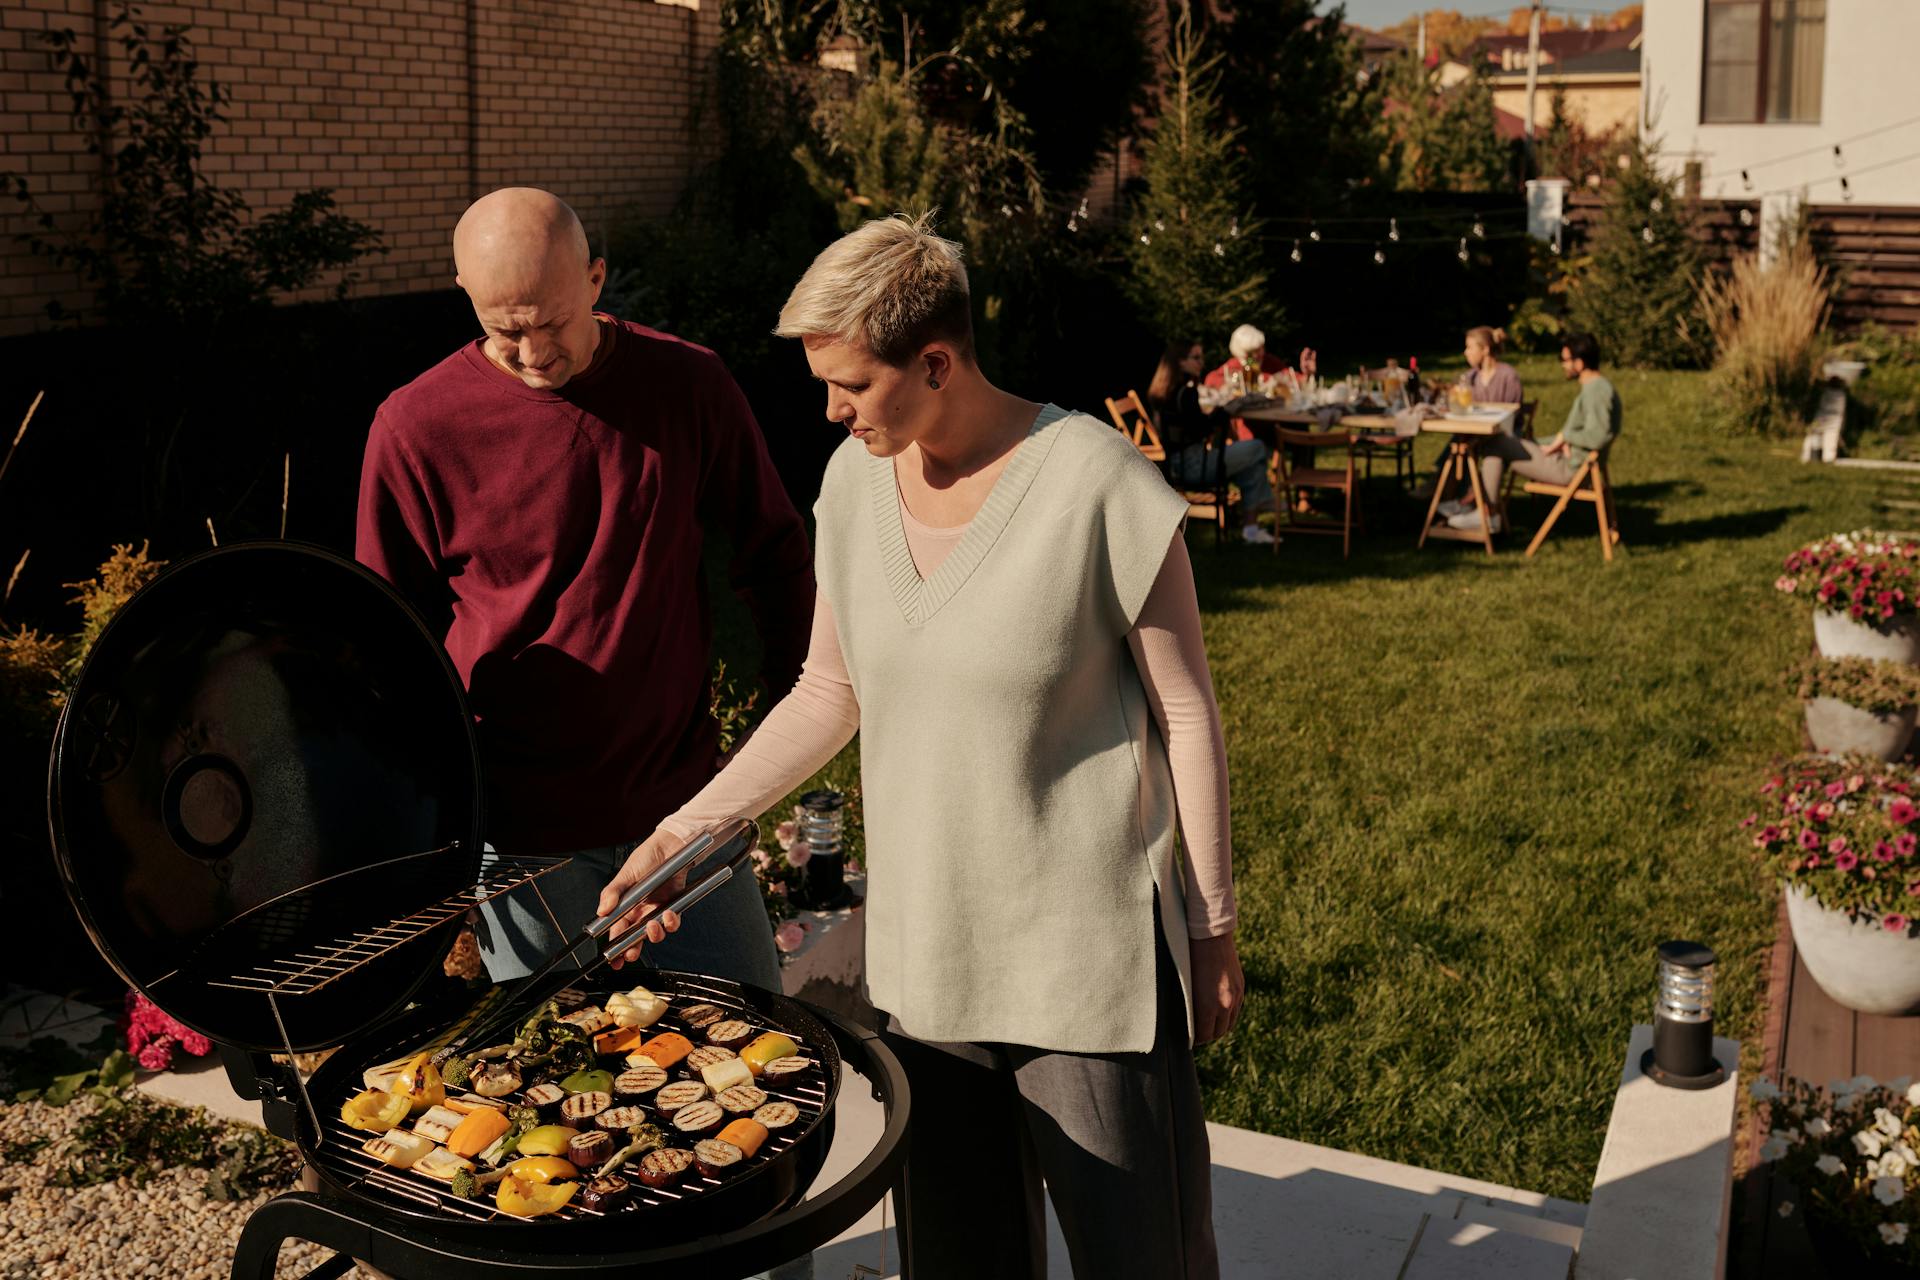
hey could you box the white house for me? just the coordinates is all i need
[1642,1,1920,209]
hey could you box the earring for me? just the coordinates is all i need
[927,378,940,390]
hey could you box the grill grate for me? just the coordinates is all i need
[209,850,568,997]
[313,973,835,1227]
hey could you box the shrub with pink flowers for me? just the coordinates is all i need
[1749,1072,1918,1267]
[1745,755,1920,933]
[123,990,212,1072]
[1776,530,1920,623]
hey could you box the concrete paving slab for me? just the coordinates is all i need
[1451,1200,1585,1251]
[0,986,114,1054]
[1402,1213,1577,1280]
[135,1052,263,1127]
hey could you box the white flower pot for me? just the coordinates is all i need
[1785,885,1920,1016]
[1804,697,1918,761]
[1814,609,1920,663]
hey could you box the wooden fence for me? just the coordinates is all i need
[1562,194,1763,273]
[1807,205,1920,333]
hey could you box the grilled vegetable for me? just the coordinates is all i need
[652,1081,709,1116]
[700,1058,754,1095]
[340,1090,410,1133]
[516,1125,580,1157]
[558,1006,614,1034]
[469,1061,523,1098]
[412,1105,466,1143]
[446,1106,512,1158]
[496,1174,576,1218]
[677,1003,726,1030]
[716,1118,769,1159]
[753,1101,800,1131]
[506,1155,580,1185]
[634,1146,693,1188]
[393,1053,447,1113]
[595,1105,649,1131]
[607,988,668,1029]
[362,1130,435,1168]
[614,1066,668,1096]
[522,1082,566,1108]
[683,1045,737,1074]
[415,1147,476,1182]
[634,1032,693,1069]
[449,1166,510,1200]
[578,1173,632,1211]
[740,1033,799,1077]
[759,1056,812,1089]
[593,1026,641,1056]
[693,1137,745,1178]
[704,1019,754,1050]
[559,1069,614,1095]
[716,1084,768,1115]
[445,1094,508,1114]
[671,1099,724,1137]
[594,1122,671,1178]
[567,1130,613,1169]
[559,1091,611,1124]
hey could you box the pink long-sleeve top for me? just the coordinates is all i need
[660,497,1238,939]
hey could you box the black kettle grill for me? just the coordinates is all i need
[47,543,908,1279]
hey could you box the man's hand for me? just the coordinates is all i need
[1190,932,1245,1045]
[1544,435,1569,456]
[596,828,688,968]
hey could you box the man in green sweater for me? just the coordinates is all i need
[1449,331,1621,533]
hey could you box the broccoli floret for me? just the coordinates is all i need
[441,1056,473,1090]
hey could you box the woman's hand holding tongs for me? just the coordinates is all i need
[597,827,688,967]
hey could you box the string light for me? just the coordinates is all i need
[1650,197,1664,213]
[1738,207,1754,226]
[1066,218,1079,232]
[1076,198,1090,220]
[1550,230,1562,256]
[1740,168,1753,190]
[1471,219,1486,239]
[1289,239,1303,263]
[1456,236,1469,264]
[1834,144,1845,168]
[1372,244,1386,265]
[1212,242,1225,257]
[1139,233,1151,245]
[1154,219,1166,232]
[1388,217,1401,242]
[1641,225,1655,244]
[1842,176,1854,201]
[1229,218,1240,238]
[1000,204,1014,218]
[1308,225,1322,242]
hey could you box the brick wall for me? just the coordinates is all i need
[0,0,719,336]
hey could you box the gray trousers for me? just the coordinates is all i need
[474,840,781,991]
[1479,434,1576,496]
[882,927,1218,1280]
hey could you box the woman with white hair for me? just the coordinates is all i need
[1205,323,1317,431]
[599,214,1242,1278]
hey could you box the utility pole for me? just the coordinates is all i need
[1524,1,1543,167]
[1417,11,1426,65]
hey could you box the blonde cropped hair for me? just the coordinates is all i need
[774,213,974,366]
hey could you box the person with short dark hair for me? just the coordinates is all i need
[1148,339,1276,545]
[1449,332,1620,533]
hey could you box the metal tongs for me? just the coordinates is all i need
[434,816,759,1064]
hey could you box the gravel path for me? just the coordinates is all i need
[0,1097,369,1279]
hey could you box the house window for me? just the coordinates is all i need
[1702,0,1824,124]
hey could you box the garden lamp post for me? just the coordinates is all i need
[794,789,857,911]
[1644,939,1727,1090]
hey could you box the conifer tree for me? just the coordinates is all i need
[794,62,959,234]
[1567,137,1710,368]
[1124,2,1267,344]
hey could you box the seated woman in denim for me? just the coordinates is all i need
[1148,339,1275,546]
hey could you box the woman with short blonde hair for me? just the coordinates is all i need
[601,213,1242,1278]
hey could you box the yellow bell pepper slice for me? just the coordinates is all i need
[506,1155,580,1185]
[496,1173,577,1217]
[340,1089,410,1132]
[516,1125,579,1157]
[393,1052,446,1114]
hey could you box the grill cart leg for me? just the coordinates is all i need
[230,1191,371,1280]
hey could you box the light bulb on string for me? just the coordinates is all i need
[1372,244,1386,266]
[1472,219,1486,239]
[1740,168,1753,191]
[1289,239,1303,264]
[1388,217,1401,243]
[1650,197,1664,214]
[1154,219,1166,232]
[1834,144,1845,168]
[1140,233,1151,245]
[1641,225,1654,244]
[1212,242,1225,258]
[1227,218,1239,238]
[1000,204,1014,218]
[1066,218,1079,233]
[1842,176,1854,202]
[1308,225,1322,242]
[1076,198,1090,220]
[1457,236,1469,264]
[1738,207,1754,227]
[1550,230,1562,256]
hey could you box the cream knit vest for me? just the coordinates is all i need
[814,404,1193,1052]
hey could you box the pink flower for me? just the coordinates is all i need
[1759,825,1783,844]
[1826,781,1848,800]
[1813,802,1837,822]
[1800,829,1823,851]
[1740,813,1758,829]
[784,840,812,868]
[1876,841,1899,863]
[1806,854,1823,869]
[1835,849,1859,872]
[1908,881,1920,897]
[1886,914,1911,934]
[774,921,807,953]
[1899,833,1918,857]
[1892,798,1918,826]
[774,820,797,849]
[751,847,772,870]
[1829,836,1850,855]
[1776,576,1798,593]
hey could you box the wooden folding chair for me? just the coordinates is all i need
[1498,399,1539,514]
[1274,425,1363,558]
[1106,390,1229,544]
[1521,442,1623,561]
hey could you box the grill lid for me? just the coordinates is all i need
[48,543,483,1051]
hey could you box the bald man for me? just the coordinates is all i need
[354,188,811,990]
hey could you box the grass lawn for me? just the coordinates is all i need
[719,352,1901,1203]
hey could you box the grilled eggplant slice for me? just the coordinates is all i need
[614,1066,668,1097]
[683,1045,737,1074]
[671,1099,725,1137]
[677,1002,726,1030]
[558,1006,614,1035]
[716,1084,769,1115]
[759,1056,813,1090]
[594,1105,649,1131]
[652,1081,709,1116]
[753,1100,801,1131]
[704,1019,754,1050]
[469,1061,523,1098]
[362,1129,435,1168]
[693,1137,745,1178]
[579,1172,632,1211]
[559,1091,611,1124]
[567,1130,612,1169]
[522,1082,566,1108]
[635,1147,694,1189]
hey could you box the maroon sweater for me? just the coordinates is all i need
[356,317,814,855]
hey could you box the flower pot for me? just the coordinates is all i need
[1786,885,1920,1016]
[1815,609,1920,663]
[1806,1208,1919,1279]
[1805,697,1919,761]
